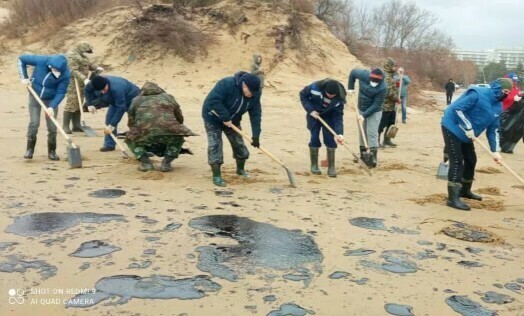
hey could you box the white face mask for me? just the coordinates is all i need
[370,81,379,87]
[51,69,61,78]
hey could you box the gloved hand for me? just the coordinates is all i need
[492,152,502,165]
[346,89,356,95]
[21,78,31,85]
[45,107,55,118]
[398,67,404,75]
[96,67,104,72]
[84,78,90,85]
[251,137,260,148]
[443,153,449,163]
[104,125,115,135]
[223,120,233,128]
[464,129,475,139]
[357,114,365,122]
[88,105,96,114]
[396,98,401,104]
[310,111,319,119]
[335,134,344,145]
[514,95,522,102]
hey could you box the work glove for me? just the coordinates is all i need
[398,67,404,75]
[357,114,365,123]
[223,120,233,128]
[87,105,96,114]
[335,134,344,145]
[309,111,320,119]
[84,78,90,85]
[21,78,31,85]
[492,152,502,165]
[443,152,449,163]
[104,125,115,135]
[45,107,55,118]
[96,67,104,72]
[251,137,260,148]
[346,89,356,95]
[514,95,522,102]
[464,128,475,139]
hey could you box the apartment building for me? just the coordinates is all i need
[453,48,524,69]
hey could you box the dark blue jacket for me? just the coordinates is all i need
[202,72,262,137]
[300,79,346,134]
[441,80,503,152]
[18,54,71,109]
[84,76,140,127]
[348,69,387,118]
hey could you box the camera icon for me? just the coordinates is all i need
[8,289,25,305]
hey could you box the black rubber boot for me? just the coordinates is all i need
[309,147,321,175]
[160,155,175,172]
[370,147,378,168]
[327,147,337,178]
[236,160,250,178]
[100,146,116,152]
[71,111,83,132]
[48,140,60,161]
[447,182,471,211]
[211,164,226,187]
[384,137,397,147]
[24,136,37,159]
[460,179,482,201]
[62,112,72,134]
[353,146,366,163]
[138,155,154,172]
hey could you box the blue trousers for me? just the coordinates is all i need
[401,95,408,122]
[307,115,337,148]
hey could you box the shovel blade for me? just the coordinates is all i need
[436,162,448,180]
[81,125,97,137]
[386,125,399,138]
[283,166,297,188]
[67,145,82,168]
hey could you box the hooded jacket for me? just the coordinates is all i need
[18,54,71,108]
[300,79,346,134]
[202,71,262,138]
[84,76,140,127]
[441,80,504,152]
[348,69,387,118]
[126,82,197,142]
[67,42,98,84]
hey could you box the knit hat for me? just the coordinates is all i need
[325,80,339,95]
[91,76,109,91]
[370,68,384,82]
[496,78,513,91]
[241,73,261,92]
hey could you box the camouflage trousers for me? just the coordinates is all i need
[64,84,85,113]
[126,135,185,159]
[205,121,249,165]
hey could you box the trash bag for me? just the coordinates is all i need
[500,100,524,144]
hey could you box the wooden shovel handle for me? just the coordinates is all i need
[474,137,524,185]
[352,95,370,150]
[27,85,77,149]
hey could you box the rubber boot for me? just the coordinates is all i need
[370,147,378,168]
[71,111,83,132]
[309,147,321,175]
[48,139,60,161]
[447,182,471,211]
[211,164,226,187]
[138,155,154,172]
[460,179,482,201]
[236,160,250,178]
[379,133,385,148]
[354,146,366,163]
[62,112,72,134]
[160,155,175,172]
[327,147,337,178]
[384,137,397,147]
[24,136,37,159]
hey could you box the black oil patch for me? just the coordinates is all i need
[128,260,152,269]
[88,189,126,199]
[504,282,522,294]
[5,212,126,237]
[457,261,484,268]
[344,248,376,256]
[0,242,18,251]
[442,222,499,243]
[189,215,322,283]
[329,271,350,279]
[349,217,386,230]
[481,291,514,304]
[445,295,495,316]
[360,250,417,274]
[70,240,121,258]
[141,223,182,234]
[66,275,221,308]
[384,303,414,316]
[267,303,314,316]
[0,255,57,280]
[263,295,277,302]
[417,240,433,246]
[465,247,484,254]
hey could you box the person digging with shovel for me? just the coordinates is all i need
[441,78,510,211]
[18,53,71,161]
[84,75,140,152]
[125,82,198,172]
[378,57,400,148]
[202,71,262,187]
[300,78,346,177]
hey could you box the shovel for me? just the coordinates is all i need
[211,111,296,187]
[436,161,449,180]
[74,78,97,137]
[353,98,374,165]
[386,73,403,138]
[27,85,82,168]
[107,128,130,159]
[315,115,372,176]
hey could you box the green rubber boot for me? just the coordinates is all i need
[236,160,250,178]
[138,155,154,172]
[327,147,337,178]
[309,147,321,175]
[211,163,226,187]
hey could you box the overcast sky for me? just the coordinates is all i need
[361,0,523,50]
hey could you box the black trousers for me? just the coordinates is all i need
[378,111,396,135]
[446,92,453,105]
[442,126,476,183]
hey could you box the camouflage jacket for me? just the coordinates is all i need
[382,58,399,112]
[250,54,264,88]
[126,82,197,142]
[66,42,98,86]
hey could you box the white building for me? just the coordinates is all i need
[453,48,524,69]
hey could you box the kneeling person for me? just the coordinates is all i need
[125,82,197,172]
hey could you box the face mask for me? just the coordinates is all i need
[498,93,508,101]
[51,69,61,78]
[370,81,379,87]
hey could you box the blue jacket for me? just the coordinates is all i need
[202,72,262,137]
[84,76,140,127]
[441,80,503,152]
[348,69,387,118]
[394,75,411,97]
[18,54,71,109]
[300,79,346,134]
